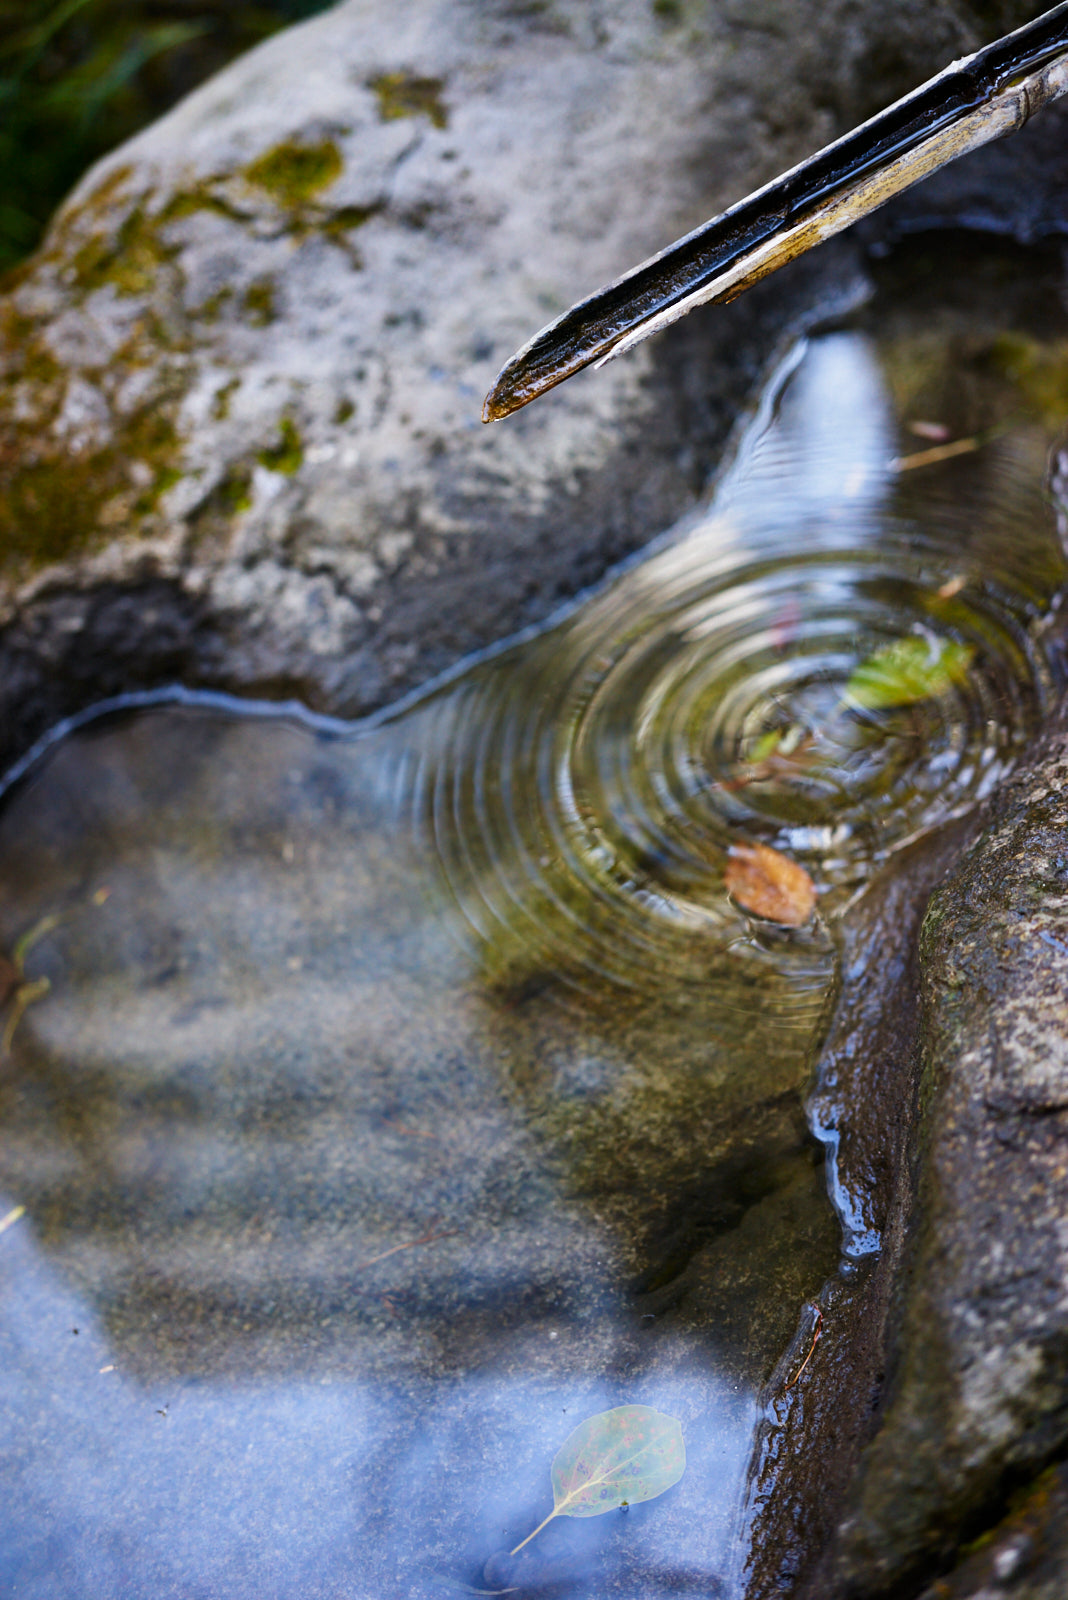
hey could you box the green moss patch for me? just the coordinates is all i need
[212,377,241,420]
[216,465,253,514]
[63,164,137,233]
[257,417,303,475]
[57,171,371,312]
[0,308,62,387]
[197,284,235,323]
[161,187,250,228]
[0,392,181,572]
[370,73,448,129]
[65,182,256,300]
[244,139,343,207]
[322,204,378,238]
[243,278,277,326]
[72,205,175,296]
[0,282,190,574]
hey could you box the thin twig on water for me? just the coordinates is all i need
[784,1305,823,1391]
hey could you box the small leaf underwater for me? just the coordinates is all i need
[510,1405,685,1555]
[725,842,816,927]
[843,635,974,711]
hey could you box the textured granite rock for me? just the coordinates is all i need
[0,0,1053,771]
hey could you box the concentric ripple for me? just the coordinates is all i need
[413,332,1064,1001]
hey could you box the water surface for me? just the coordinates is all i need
[0,236,1065,1599]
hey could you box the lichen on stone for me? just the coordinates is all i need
[207,465,253,517]
[212,376,241,420]
[0,380,181,573]
[71,204,176,297]
[320,203,378,250]
[198,284,235,323]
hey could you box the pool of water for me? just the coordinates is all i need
[0,236,1065,1599]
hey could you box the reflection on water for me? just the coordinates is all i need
[0,239,1065,1598]
[426,322,1058,1001]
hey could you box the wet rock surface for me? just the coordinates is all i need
[742,728,1068,1600]
[0,0,1056,774]
[735,234,1068,1600]
[743,818,984,1600]
[815,701,1068,1598]
[914,1462,1068,1600]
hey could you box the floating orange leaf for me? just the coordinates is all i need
[725,842,816,926]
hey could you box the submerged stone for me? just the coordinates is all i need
[0,701,839,1597]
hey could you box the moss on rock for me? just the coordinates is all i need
[244,139,343,207]
[243,279,277,327]
[0,390,181,572]
[369,72,448,128]
[216,465,253,514]
[257,418,303,475]
[72,204,176,296]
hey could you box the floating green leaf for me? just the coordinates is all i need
[843,635,974,712]
[510,1405,685,1555]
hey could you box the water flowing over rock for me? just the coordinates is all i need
[0,0,1057,773]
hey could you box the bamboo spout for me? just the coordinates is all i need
[483,3,1068,422]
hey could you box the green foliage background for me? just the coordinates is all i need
[0,0,337,272]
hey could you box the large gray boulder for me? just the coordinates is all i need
[0,0,1046,770]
